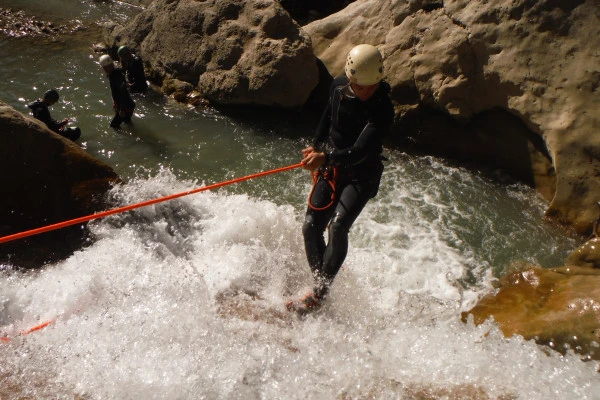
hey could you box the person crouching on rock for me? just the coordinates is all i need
[117,45,148,93]
[27,89,81,141]
[99,54,135,129]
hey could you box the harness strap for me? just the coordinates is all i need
[308,167,338,211]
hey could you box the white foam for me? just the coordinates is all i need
[1,168,596,399]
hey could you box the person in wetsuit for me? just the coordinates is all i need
[27,89,81,141]
[287,44,394,314]
[117,46,148,93]
[99,54,135,129]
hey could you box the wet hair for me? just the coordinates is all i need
[43,89,59,102]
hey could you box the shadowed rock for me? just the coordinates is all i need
[0,101,120,268]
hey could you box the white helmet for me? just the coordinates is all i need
[344,44,383,86]
[99,54,113,67]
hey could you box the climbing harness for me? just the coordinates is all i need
[308,166,338,211]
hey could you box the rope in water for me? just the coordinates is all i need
[1,320,55,342]
[0,162,304,341]
[0,162,304,245]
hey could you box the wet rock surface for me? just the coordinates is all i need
[103,0,319,108]
[464,237,600,361]
[0,8,83,38]
[305,0,600,234]
[0,101,120,268]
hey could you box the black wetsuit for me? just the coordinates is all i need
[108,67,136,128]
[303,75,394,297]
[124,55,148,93]
[27,100,81,141]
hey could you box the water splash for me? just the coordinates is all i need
[1,170,596,399]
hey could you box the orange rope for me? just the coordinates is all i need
[1,319,55,342]
[0,163,305,342]
[21,319,55,334]
[0,162,304,244]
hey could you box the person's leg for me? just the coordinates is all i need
[110,112,122,128]
[303,178,336,278]
[122,111,133,125]
[317,181,372,296]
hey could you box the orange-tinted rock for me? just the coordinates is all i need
[462,265,600,360]
[566,237,600,269]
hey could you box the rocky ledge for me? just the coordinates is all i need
[0,8,84,38]
[464,241,600,361]
[0,101,120,268]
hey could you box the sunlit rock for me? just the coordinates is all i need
[304,0,600,234]
[462,264,600,360]
[103,0,319,108]
[566,237,600,269]
[0,101,120,267]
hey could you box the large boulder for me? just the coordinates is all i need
[104,0,319,108]
[463,235,600,360]
[462,261,600,361]
[0,101,120,268]
[304,0,600,234]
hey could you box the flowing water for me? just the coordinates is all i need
[1,1,598,399]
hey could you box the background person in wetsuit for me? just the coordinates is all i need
[287,44,395,314]
[27,89,81,141]
[99,54,135,129]
[117,46,148,93]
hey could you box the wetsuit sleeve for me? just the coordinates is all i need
[328,123,383,166]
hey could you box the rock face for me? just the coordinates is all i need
[463,263,600,361]
[0,101,120,267]
[566,236,600,269]
[463,235,600,360]
[104,0,319,108]
[304,0,600,234]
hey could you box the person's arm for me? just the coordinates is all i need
[302,87,333,170]
[40,107,64,132]
[326,121,386,166]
